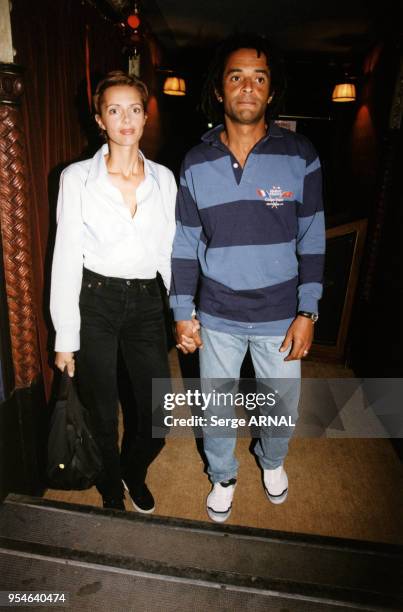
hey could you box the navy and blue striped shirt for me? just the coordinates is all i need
[170,122,325,336]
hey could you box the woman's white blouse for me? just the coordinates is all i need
[50,144,177,352]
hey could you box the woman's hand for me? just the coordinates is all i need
[55,351,75,377]
[175,319,203,354]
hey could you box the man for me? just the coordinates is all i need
[170,34,325,522]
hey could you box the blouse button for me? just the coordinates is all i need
[233,162,239,168]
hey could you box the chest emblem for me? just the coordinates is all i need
[257,186,294,208]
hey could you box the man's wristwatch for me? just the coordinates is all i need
[297,311,319,323]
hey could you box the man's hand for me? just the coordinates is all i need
[175,318,203,354]
[280,316,314,361]
[55,351,75,377]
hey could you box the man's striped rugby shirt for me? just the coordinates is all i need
[170,122,325,336]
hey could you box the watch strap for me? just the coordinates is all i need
[297,310,319,322]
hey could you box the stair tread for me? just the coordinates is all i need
[0,550,348,612]
[1,495,401,607]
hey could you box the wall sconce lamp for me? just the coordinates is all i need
[163,76,186,96]
[332,82,356,103]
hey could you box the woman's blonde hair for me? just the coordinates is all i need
[93,70,148,114]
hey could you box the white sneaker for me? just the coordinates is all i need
[263,465,288,504]
[206,478,237,522]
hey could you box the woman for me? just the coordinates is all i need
[50,71,177,512]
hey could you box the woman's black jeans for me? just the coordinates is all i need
[76,268,170,500]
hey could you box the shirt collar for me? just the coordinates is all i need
[201,120,284,147]
[267,121,284,138]
[139,150,160,187]
[86,143,159,185]
[201,124,226,145]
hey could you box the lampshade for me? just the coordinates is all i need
[163,76,186,96]
[332,83,356,103]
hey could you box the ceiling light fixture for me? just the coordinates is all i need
[127,2,140,29]
[126,1,141,77]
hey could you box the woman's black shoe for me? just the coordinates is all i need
[122,480,155,513]
[102,496,125,511]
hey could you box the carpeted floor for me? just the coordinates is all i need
[45,350,403,545]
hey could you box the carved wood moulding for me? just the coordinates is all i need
[0,64,40,388]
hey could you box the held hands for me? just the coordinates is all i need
[55,351,75,377]
[175,318,203,354]
[280,315,314,361]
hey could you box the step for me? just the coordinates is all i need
[0,494,402,611]
[0,550,351,612]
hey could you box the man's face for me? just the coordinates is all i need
[219,48,272,125]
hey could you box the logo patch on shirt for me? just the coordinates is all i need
[257,186,294,208]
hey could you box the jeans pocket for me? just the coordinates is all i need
[80,278,105,303]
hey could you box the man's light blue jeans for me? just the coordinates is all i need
[199,326,301,483]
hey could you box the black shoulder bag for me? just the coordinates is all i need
[47,368,103,490]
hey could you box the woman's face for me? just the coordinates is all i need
[96,84,147,147]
